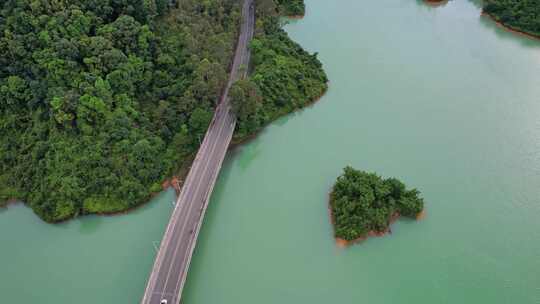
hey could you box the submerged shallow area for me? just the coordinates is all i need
[1,0,540,303]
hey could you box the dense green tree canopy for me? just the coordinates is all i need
[275,0,305,16]
[330,167,424,241]
[483,0,540,37]
[0,0,240,221]
[232,0,327,138]
[230,79,263,135]
[0,0,327,221]
[1,0,328,222]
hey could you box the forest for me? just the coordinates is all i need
[231,0,327,138]
[0,0,241,221]
[0,0,326,222]
[483,0,540,37]
[330,167,424,242]
[275,0,305,16]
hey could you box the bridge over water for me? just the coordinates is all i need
[141,1,255,303]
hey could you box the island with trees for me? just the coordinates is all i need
[329,167,425,245]
[483,0,540,38]
[0,0,327,222]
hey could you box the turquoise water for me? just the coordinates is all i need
[182,0,540,303]
[0,190,175,303]
[1,0,540,303]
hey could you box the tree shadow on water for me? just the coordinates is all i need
[77,215,104,235]
[229,137,263,172]
[0,205,9,215]
[467,0,483,10]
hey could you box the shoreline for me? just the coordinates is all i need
[161,176,182,195]
[1,6,328,224]
[421,0,540,41]
[0,158,192,223]
[116,7,327,220]
[2,75,328,224]
[86,82,328,220]
[86,155,195,219]
[230,86,329,148]
[482,12,540,41]
[328,195,426,247]
[229,10,328,149]
[0,198,20,209]
[88,175,185,218]
[423,0,449,7]
[285,14,305,20]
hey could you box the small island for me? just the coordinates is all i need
[329,167,425,246]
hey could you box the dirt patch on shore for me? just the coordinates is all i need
[286,15,305,20]
[329,195,426,247]
[424,0,449,7]
[162,176,182,195]
[333,212,402,247]
[0,198,20,209]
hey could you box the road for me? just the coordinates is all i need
[141,0,254,303]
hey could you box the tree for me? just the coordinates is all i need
[0,0,328,223]
[0,0,244,222]
[230,79,262,135]
[189,107,212,145]
[483,0,540,37]
[274,0,305,16]
[330,167,425,241]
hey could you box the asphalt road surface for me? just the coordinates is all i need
[141,0,255,303]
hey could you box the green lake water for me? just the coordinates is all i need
[0,190,175,303]
[2,0,540,303]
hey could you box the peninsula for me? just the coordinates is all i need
[483,0,540,39]
[0,0,327,222]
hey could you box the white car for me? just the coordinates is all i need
[160,300,167,304]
